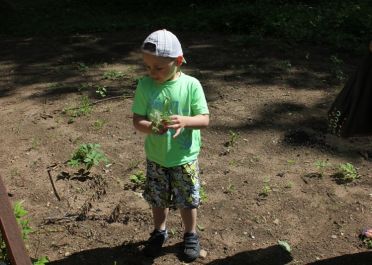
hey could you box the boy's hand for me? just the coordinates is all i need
[166,115,187,138]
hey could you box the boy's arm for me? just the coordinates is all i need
[133,113,153,134]
[133,113,168,135]
[166,114,209,138]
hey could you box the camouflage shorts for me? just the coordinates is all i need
[143,159,201,208]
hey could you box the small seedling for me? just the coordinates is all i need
[315,160,330,176]
[68,143,109,170]
[129,171,146,186]
[103,70,125,80]
[95,85,107,97]
[259,178,271,197]
[225,130,239,148]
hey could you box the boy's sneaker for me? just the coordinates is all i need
[143,229,168,257]
[183,232,200,261]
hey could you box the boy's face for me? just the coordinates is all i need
[142,53,178,84]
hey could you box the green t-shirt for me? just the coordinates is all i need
[131,72,209,167]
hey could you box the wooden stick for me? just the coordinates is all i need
[0,175,33,265]
[47,169,61,201]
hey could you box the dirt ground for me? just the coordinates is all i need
[0,31,371,265]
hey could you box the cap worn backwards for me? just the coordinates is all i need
[142,29,186,62]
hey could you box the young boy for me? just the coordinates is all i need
[131,29,209,261]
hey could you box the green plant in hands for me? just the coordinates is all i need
[149,96,172,133]
[68,143,108,170]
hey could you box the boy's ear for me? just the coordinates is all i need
[176,56,183,66]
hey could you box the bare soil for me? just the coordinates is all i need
[0,31,371,265]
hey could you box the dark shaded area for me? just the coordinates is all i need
[0,1,371,53]
[47,241,194,265]
[307,251,372,265]
[207,245,293,265]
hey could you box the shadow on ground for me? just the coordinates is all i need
[307,251,372,265]
[207,245,293,265]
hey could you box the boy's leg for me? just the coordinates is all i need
[153,207,169,230]
[170,160,201,261]
[180,208,197,234]
[142,160,170,257]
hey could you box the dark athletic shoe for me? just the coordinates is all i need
[143,229,168,257]
[183,232,200,261]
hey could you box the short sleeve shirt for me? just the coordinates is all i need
[132,72,209,167]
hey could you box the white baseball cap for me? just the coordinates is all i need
[142,29,186,63]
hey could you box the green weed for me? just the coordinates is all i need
[337,162,359,182]
[68,143,109,170]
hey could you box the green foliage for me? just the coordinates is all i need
[3,1,370,52]
[68,143,108,170]
[129,171,146,186]
[338,162,359,182]
[13,201,32,240]
[1,202,48,265]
